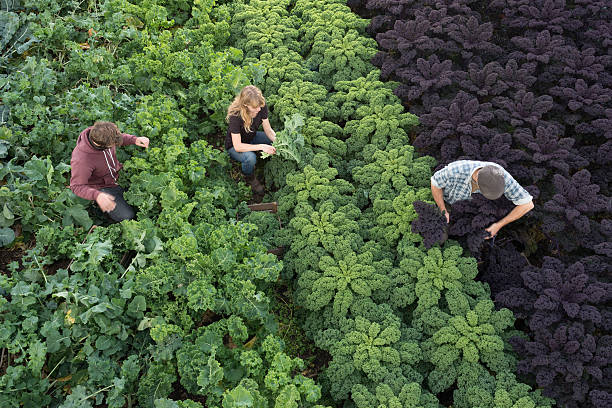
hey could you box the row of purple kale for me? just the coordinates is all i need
[348,0,611,406]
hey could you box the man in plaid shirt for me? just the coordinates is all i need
[431,160,534,239]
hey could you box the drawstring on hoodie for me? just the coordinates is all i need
[103,149,118,181]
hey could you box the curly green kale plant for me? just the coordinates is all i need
[352,383,441,408]
[297,249,390,316]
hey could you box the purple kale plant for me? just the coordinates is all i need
[550,79,612,118]
[394,55,454,101]
[509,324,611,408]
[541,170,610,250]
[491,90,553,127]
[417,91,494,155]
[496,257,610,332]
[480,243,529,295]
[456,61,508,97]
[509,30,565,65]
[410,200,448,249]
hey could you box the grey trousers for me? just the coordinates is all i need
[100,186,135,222]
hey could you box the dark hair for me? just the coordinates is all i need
[90,121,122,147]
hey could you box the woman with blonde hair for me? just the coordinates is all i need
[225,85,276,193]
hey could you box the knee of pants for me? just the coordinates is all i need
[243,152,257,166]
[109,204,135,223]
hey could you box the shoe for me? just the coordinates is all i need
[244,173,265,194]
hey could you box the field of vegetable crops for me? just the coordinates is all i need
[0,0,610,407]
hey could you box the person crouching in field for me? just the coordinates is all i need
[70,121,149,222]
[225,85,277,194]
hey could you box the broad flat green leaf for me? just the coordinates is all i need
[0,139,9,158]
[153,399,179,408]
[222,385,253,408]
[0,227,14,246]
[95,335,114,351]
[128,295,146,314]
[2,203,13,220]
[22,157,49,182]
[58,385,93,408]
[63,206,93,230]
[45,328,65,353]
[28,340,46,374]
[106,378,127,408]
[138,317,153,331]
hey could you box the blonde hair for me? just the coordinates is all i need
[226,85,266,133]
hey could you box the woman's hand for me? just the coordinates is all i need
[261,145,276,155]
[135,137,150,148]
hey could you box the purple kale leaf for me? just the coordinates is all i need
[411,200,448,249]
[481,243,529,295]
[377,17,435,55]
[413,6,454,35]
[459,132,526,170]
[506,0,580,34]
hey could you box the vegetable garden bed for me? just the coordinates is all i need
[0,0,609,407]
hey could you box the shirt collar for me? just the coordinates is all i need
[467,166,482,194]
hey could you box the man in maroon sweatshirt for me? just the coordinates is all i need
[70,121,149,222]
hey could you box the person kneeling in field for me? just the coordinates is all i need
[225,85,277,194]
[70,121,149,222]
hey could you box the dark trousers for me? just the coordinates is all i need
[100,186,135,223]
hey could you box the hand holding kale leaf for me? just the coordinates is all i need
[261,113,305,163]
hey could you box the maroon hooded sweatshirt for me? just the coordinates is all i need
[70,127,138,201]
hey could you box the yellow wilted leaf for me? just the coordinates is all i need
[79,43,90,50]
[243,336,257,349]
[65,309,75,325]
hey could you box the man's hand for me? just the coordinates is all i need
[96,192,116,212]
[485,222,501,239]
[443,209,450,223]
[261,145,276,155]
[135,137,149,148]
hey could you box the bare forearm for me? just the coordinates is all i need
[262,123,276,142]
[496,201,534,228]
[431,182,447,213]
[234,143,267,153]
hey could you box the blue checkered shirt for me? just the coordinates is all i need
[431,160,533,205]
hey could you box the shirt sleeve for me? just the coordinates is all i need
[431,166,450,189]
[229,115,242,135]
[70,160,100,201]
[503,171,533,205]
[121,133,138,146]
[260,104,268,119]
